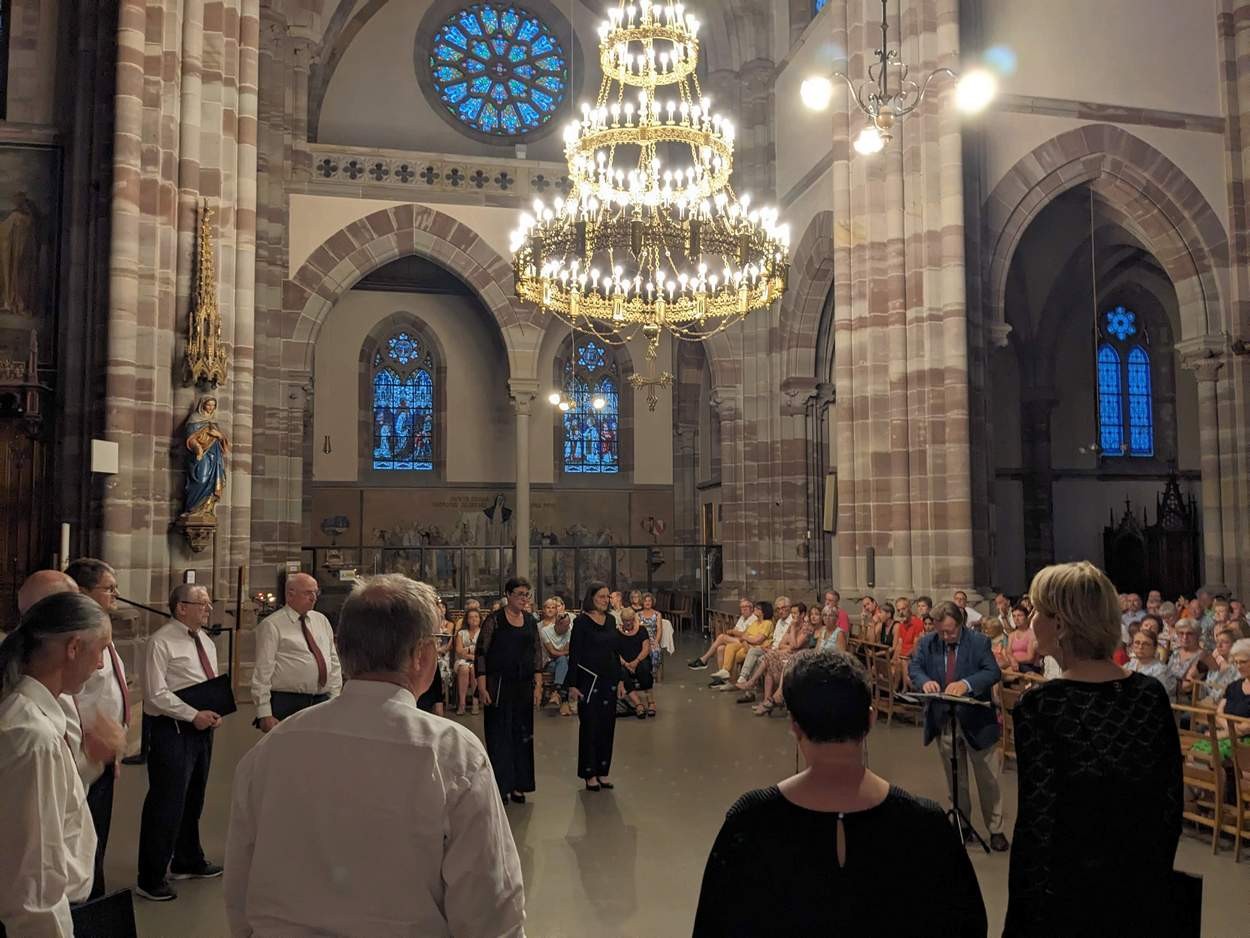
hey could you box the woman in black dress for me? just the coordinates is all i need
[475,576,543,804]
[617,609,653,719]
[694,650,985,936]
[563,582,625,790]
[1005,561,1182,937]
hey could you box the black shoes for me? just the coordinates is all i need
[990,833,1010,852]
[510,792,526,804]
[585,780,601,791]
[169,862,223,880]
[136,882,177,902]
[687,658,708,670]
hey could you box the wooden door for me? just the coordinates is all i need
[0,418,51,627]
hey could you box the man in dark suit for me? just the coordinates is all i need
[909,600,1008,851]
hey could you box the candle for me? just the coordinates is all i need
[59,523,70,570]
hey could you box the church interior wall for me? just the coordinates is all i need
[978,0,1221,118]
[311,288,515,482]
[317,0,598,161]
[5,0,60,125]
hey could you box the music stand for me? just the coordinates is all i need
[901,691,992,854]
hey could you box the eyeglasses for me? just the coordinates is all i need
[510,591,531,599]
[181,600,213,608]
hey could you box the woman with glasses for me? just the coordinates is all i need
[1124,628,1175,698]
[1164,619,1206,701]
[475,577,543,805]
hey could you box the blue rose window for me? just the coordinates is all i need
[430,4,568,136]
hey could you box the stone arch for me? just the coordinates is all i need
[284,204,542,373]
[778,210,835,381]
[983,124,1229,344]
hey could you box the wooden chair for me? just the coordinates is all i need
[1172,703,1224,853]
[668,593,694,633]
[1219,716,1250,862]
[1000,683,1023,766]
[869,652,898,725]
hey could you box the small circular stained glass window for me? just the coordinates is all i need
[429,3,569,137]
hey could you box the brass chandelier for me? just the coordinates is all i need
[511,0,791,376]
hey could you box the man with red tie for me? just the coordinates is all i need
[65,558,131,899]
[136,584,224,901]
[251,572,342,732]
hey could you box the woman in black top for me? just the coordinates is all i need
[617,610,653,719]
[694,650,985,937]
[563,581,625,790]
[1005,562,1182,937]
[475,577,543,804]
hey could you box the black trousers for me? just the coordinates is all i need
[137,717,213,889]
[86,768,115,899]
[621,659,654,693]
[577,685,618,779]
[270,691,329,721]
[482,676,535,794]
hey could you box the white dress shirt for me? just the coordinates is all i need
[72,643,128,785]
[250,606,343,719]
[143,621,220,722]
[225,680,525,938]
[0,677,97,937]
[733,613,757,633]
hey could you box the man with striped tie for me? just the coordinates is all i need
[251,572,342,732]
[136,583,224,902]
[66,558,131,900]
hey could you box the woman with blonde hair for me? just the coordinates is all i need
[1004,562,1182,937]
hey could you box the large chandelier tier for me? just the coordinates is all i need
[511,0,790,359]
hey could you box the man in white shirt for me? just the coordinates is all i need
[953,590,983,626]
[540,608,573,715]
[0,590,110,937]
[136,584,224,902]
[722,596,790,693]
[64,558,131,900]
[251,572,342,732]
[688,597,756,670]
[225,573,525,938]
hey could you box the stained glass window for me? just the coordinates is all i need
[1127,346,1154,457]
[813,0,828,11]
[429,3,568,137]
[1096,305,1154,459]
[561,340,619,474]
[372,330,435,471]
[1097,343,1123,456]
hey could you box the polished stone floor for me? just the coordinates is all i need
[105,637,1246,937]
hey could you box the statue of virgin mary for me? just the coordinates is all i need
[181,396,229,518]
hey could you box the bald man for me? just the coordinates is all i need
[250,573,342,732]
[16,569,79,614]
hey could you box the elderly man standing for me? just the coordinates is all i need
[251,573,342,731]
[136,584,224,902]
[64,558,131,900]
[225,574,524,938]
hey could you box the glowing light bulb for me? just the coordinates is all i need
[592,396,606,410]
[955,68,997,114]
[548,392,562,406]
[800,75,834,111]
[853,125,885,155]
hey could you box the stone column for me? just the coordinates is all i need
[510,380,538,580]
[1180,348,1228,592]
[1020,389,1058,576]
[709,385,743,593]
[831,0,973,599]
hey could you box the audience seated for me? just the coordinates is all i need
[1166,618,1207,701]
[750,613,816,716]
[454,609,483,715]
[721,599,794,696]
[688,598,755,671]
[1124,628,1175,697]
[539,603,573,716]
[1004,606,1041,675]
[617,609,654,719]
[1196,628,1240,705]
[709,601,773,687]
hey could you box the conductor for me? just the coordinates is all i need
[908,601,1008,852]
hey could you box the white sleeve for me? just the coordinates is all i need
[144,635,199,722]
[250,619,280,719]
[325,619,343,699]
[442,753,526,938]
[224,748,259,938]
[0,745,75,938]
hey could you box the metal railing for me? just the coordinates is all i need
[300,542,721,614]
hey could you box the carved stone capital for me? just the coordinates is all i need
[779,376,820,416]
[988,321,1013,349]
[509,379,540,416]
[1176,336,1227,382]
[709,385,739,420]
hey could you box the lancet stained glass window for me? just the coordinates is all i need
[373,330,435,471]
[1127,346,1154,457]
[562,340,619,473]
[430,3,568,137]
[1096,344,1123,456]
[1096,306,1154,458]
